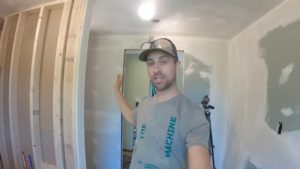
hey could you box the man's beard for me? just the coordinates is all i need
[151,74,175,91]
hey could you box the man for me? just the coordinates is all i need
[114,38,211,169]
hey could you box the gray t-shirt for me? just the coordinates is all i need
[130,93,209,169]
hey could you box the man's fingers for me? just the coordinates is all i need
[117,74,123,83]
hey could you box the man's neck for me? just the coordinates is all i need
[154,85,180,102]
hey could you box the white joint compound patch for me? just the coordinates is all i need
[199,71,210,78]
[279,63,294,85]
[281,107,294,116]
[184,63,195,76]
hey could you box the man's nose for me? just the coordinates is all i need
[153,63,161,72]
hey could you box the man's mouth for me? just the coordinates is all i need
[152,75,164,84]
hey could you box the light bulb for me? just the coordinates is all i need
[138,1,155,20]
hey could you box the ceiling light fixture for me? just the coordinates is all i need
[138,1,155,20]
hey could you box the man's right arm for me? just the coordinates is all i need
[113,74,134,124]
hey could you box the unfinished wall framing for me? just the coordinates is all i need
[0,14,19,169]
[0,0,91,169]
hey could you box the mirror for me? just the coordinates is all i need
[121,49,185,169]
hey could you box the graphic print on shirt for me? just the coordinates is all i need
[135,114,178,168]
[144,162,159,169]
[140,123,146,139]
[165,116,177,158]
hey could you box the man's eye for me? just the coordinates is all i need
[160,60,168,64]
[147,62,154,66]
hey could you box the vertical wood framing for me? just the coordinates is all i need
[0,15,19,169]
[53,1,74,169]
[0,16,12,169]
[39,3,64,167]
[1,0,92,168]
[17,9,40,168]
[9,13,26,169]
[63,0,92,168]
[30,7,49,169]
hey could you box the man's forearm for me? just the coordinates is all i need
[188,146,211,169]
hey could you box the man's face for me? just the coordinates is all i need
[146,51,178,91]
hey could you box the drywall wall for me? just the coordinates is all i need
[85,33,228,169]
[226,0,300,168]
[260,20,300,133]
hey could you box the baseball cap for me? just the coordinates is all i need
[139,38,178,61]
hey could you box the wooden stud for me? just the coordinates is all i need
[53,0,74,169]
[63,0,92,168]
[1,15,20,169]
[1,0,92,168]
[5,0,65,18]
[0,16,12,169]
[30,6,49,169]
[8,9,40,169]
[39,3,64,167]
[17,10,40,168]
[9,12,26,169]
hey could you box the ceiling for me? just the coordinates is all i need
[1,0,284,39]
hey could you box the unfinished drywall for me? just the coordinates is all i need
[225,0,300,168]
[2,15,19,169]
[17,11,39,161]
[39,6,63,165]
[260,20,300,132]
[184,54,211,105]
[85,34,228,169]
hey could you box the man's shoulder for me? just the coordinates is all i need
[178,94,197,107]
[177,94,202,113]
[138,96,153,105]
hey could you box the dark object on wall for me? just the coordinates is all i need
[277,122,283,135]
[201,95,216,169]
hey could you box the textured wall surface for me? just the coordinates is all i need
[226,0,300,169]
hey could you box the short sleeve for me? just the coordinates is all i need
[185,108,210,148]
